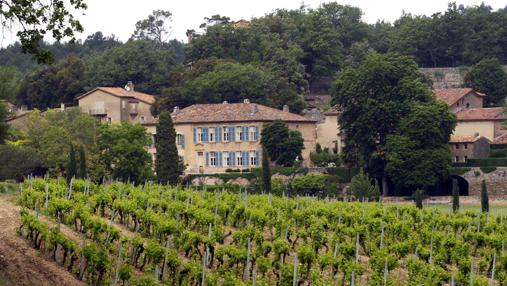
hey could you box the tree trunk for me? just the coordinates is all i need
[382,175,389,196]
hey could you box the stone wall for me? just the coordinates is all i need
[462,167,507,197]
[420,66,507,89]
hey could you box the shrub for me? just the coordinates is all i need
[271,178,287,196]
[414,189,423,209]
[348,169,380,200]
[0,145,46,181]
[479,166,496,173]
[291,174,326,196]
[310,151,340,167]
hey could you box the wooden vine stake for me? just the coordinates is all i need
[78,233,87,280]
[113,244,123,285]
[383,258,388,285]
[44,183,49,212]
[161,236,171,281]
[355,233,360,262]
[490,252,496,286]
[380,222,385,249]
[292,254,298,286]
[470,260,474,286]
[351,270,355,286]
[244,237,251,280]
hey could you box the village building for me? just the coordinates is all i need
[144,100,318,174]
[433,88,485,112]
[304,107,343,155]
[449,135,490,162]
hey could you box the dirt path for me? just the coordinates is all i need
[0,195,85,286]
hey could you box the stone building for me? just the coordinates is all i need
[144,100,318,174]
[449,135,490,162]
[433,88,485,112]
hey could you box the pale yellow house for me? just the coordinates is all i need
[453,107,506,141]
[146,100,318,174]
[77,81,156,125]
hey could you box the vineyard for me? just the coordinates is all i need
[16,178,507,285]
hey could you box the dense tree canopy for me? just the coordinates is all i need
[131,10,173,47]
[332,52,455,193]
[464,58,507,106]
[261,120,304,167]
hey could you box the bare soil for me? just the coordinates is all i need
[0,194,85,286]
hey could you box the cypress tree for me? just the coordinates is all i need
[262,147,271,193]
[67,144,77,184]
[414,189,423,209]
[481,180,489,213]
[78,145,87,179]
[155,111,180,185]
[452,179,460,212]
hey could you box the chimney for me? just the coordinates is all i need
[173,106,180,114]
[283,104,290,113]
[125,81,134,92]
[60,103,65,111]
[243,99,250,104]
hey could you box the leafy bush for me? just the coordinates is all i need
[291,174,326,196]
[271,178,287,196]
[326,167,359,183]
[453,158,507,167]
[489,149,507,158]
[310,148,340,167]
[348,169,380,200]
[0,145,46,181]
[479,166,496,173]
[450,167,471,175]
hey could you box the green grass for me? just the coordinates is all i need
[426,203,507,215]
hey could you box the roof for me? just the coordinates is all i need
[77,87,156,105]
[455,107,506,121]
[493,133,507,145]
[449,135,489,143]
[433,88,485,106]
[172,102,317,124]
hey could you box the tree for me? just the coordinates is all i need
[464,58,507,106]
[262,147,272,193]
[385,102,456,191]
[0,145,46,181]
[414,189,423,209]
[0,0,87,63]
[452,179,460,212]
[67,144,77,184]
[17,56,86,109]
[85,40,178,95]
[155,111,180,185]
[132,10,173,46]
[0,66,22,102]
[348,169,380,200]
[292,174,326,196]
[331,52,440,195]
[78,145,87,179]
[261,120,304,167]
[481,180,489,213]
[0,102,8,144]
[97,123,153,184]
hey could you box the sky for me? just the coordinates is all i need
[1,0,506,45]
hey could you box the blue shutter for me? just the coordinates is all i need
[243,152,248,166]
[244,126,249,141]
[181,135,185,149]
[216,127,221,142]
[230,127,235,141]
[255,127,259,141]
[230,152,235,166]
[193,128,196,143]
[217,152,222,167]
[203,128,208,142]
[205,152,209,166]
[255,151,260,166]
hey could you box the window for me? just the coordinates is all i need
[249,151,257,166]
[107,117,112,124]
[198,152,204,167]
[466,103,470,108]
[210,152,217,166]
[455,156,460,162]
[464,156,468,161]
[140,116,145,123]
[176,134,184,148]
[236,151,243,166]
[464,143,468,149]
[455,144,459,149]
[223,152,230,166]
[197,128,203,143]
[249,127,257,141]
[150,134,156,148]
[236,127,242,142]
[209,127,215,142]
[223,127,230,142]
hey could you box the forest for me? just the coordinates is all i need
[1,2,507,112]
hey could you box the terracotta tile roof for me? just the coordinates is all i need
[455,107,506,121]
[77,87,156,105]
[493,133,507,145]
[449,135,488,143]
[172,103,317,124]
[433,88,485,106]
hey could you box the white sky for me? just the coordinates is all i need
[1,0,506,45]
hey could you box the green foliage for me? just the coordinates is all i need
[348,169,380,200]
[67,144,77,184]
[452,179,460,212]
[155,111,180,185]
[97,123,154,184]
[261,120,304,167]
[310,147,340,167]
[17,56,86,109]
[0,101,8,144]
[453,158,507,167]
[131,10,173,46]
[0,66,22,101]
[291,173,326,196]
[261,147,271,193]
[0,0,87,63]
[271,178,287,196]
[0,145,45,181]
[78,145,87,179]
[464,58,507,106]
[481,180,489,213]
[449,167,471,175]
[414,189,423,209]
[479,166,496,174]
